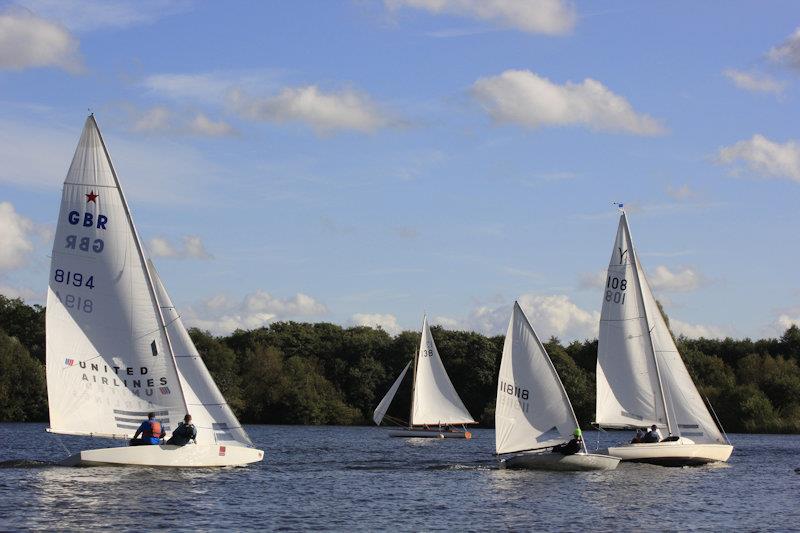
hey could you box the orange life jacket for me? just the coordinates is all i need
[143,420,162,438]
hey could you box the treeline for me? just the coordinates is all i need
[1,294,800,433]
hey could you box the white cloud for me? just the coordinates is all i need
[131,106,235,137]
[723,69,785,94]
[666,184,695,200]
[0,202,35,270]
[229,86,393,134]
[142,70,283,104]
[352,313,403,335]
[184,290,328,334]
[147,235,213,259]
[777,314,800,331]
[768,26,800,70]
[717,134,800,182]
[16,0,191,31]
[0,284,39,300]
[670,318,727,339]
[385,0,576,35]
[648,265,704,292]
[578,270,606,290]
[437,293,599,340]
[0,7,83,73]
[471,69,665,135]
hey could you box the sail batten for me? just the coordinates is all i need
[410,317,476,426]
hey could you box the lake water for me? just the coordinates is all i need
[0,424,796,531]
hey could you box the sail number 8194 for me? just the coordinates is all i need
[605,276,627,305]
[54,269,94,289]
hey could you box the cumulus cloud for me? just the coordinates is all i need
[776,313,800,330]
[385,0,576,35]
[716,134,800,182]
[723,69,785,94]
[471,69,665,135]
[132,106,235,137]
[229,86,393,134]
[184,290,328,334]
[578,270,606,289]
[670,318,727,339]
[648,265,704,292]
[148,235,213,259]
[0,202,37,271]
[436,294,599,340]
[0,7,83,73]
[768,26,800,70]
[352,313,403,335]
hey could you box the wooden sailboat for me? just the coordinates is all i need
[496,302,619,470]
[595,209,733,466]
[373,316,476,438]
[46,115,263,467]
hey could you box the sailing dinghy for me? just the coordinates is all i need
[495,302,619,470]
[595,209,733,466]
[373,316,476,438]
[46,115,263,467]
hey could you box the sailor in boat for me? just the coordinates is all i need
[166,414,197,446]
[130,412,166,446]
[551,428,583,455]
[630,428,645,443]
[642,424,663,443]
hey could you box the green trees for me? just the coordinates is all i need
[2,293,800,432]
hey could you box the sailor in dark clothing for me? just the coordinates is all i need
[552,428,583,455]
[642,424,663,443]
[166,414,197,446]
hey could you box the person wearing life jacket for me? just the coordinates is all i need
[166,414,197,446]
[130,412,166,446]
[552,428,583,455]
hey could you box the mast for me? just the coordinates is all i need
[408,315,424,428]
[622,211,673,436]
[90,114,190,416]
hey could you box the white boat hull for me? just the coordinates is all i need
[608,441,733,466]
[387,428,472,439]
[501,451,620,471]
[58,444,264,467]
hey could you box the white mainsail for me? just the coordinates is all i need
[372,361,411,425]
[46,115,185,438]
[45,115,252,447]
[410,316,475,426]
[148,260,252,446]
[596,212,724,444]
[495,302,578,455]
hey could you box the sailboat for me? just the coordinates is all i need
[46,115,263,467]
[495,302,619,470]
[595,208,733,466]
[373,316,476,438]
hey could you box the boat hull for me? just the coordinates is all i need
[501,451,620,471]
[607,442,733,466]
[58,444,264,467]
[387,428,472,439]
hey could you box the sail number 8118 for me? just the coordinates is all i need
[605,276,627,305]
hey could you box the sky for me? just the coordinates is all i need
[1,0,799,341]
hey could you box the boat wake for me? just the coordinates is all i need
[0,459,54,468]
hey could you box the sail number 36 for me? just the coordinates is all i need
[605,276,627,305]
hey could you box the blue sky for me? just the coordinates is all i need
[1,0,799,340]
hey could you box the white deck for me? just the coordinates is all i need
[608,439,733,466]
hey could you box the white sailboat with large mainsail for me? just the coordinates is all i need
[496,302,619,470]
[595,208,733,466]
[373,316,476,438]
[46,115,263,467]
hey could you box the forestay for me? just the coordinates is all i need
[46,116,185,439]
[410,317,475,426]
[595,213,668,430]
[495,302,578,455]
[372,361,411,425]
[148,260,253,446]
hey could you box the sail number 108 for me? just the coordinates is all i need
[605,276,627,305]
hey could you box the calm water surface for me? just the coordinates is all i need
[0,424,797,531]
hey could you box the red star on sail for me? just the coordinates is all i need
[86,190,99,203]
